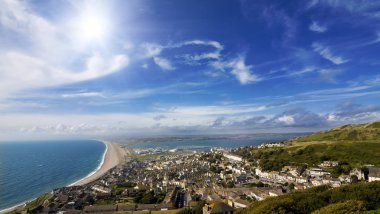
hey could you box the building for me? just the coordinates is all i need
[319,161,338,168]
[350,168,365,180]
[223,153,243,162]
[203,201,234,214]
[369,167,380,182]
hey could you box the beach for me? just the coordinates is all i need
[70,141,127,186]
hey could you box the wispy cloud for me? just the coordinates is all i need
[309,21,327,33]
[61,92,105,98]
[158,104,267,116]
[141,40,259,85]
[312,42,348,64]
[308,0,380,14]
[153,57,175,71]
[227,57,260,85]
[141,40,223,71]
[0,0,129,100]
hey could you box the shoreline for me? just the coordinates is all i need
[67,141,109,187]
[69,140,126,186]
[0,140,127,214]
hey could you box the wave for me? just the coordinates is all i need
[67,141,108,187]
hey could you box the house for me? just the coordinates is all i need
[308,168,330,177]
[227,198,250,208]
[203,201,234,214]
[91,185,111,194]
[368,167,380,182]
[223,153,243,162]
[350,168,365,180]
[319,161,338,168]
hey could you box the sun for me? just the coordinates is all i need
[71,5,111,45]
[78,11,108,42]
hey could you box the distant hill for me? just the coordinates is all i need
[237,120,380,171]
[295,120,380,142]
[238,181,380,214]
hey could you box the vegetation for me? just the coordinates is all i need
[238,181,380,214]
[113,181,136,194]
[311,200,366,214]
[131,190,166,204]
[247,181,270,188]
[296,121,380,142]
[243,121,380,171]
[250,142,380,171]
[221,181,235,188]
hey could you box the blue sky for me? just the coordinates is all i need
[0,0,380,139]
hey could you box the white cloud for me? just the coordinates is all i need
[141,43,164,58]
[141,40,223,71]
[312,42,348,64]
[308,0,380,14]
[0,51,128,99]
[140,40,260,85]
[0,0,129,100]
[309,21,327,33]
[153,57,175,71]
[160,104,267,116]
[61,92,104,98]
[277,115,295,125]
[180,40,223,61]
[228,57,260,85]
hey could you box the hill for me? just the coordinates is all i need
[295,121,380,142]
[238,181,380,214]
[237,120,380,172]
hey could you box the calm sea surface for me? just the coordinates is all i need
[0,140,105,211]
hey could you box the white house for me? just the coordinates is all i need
[369,167,380,182]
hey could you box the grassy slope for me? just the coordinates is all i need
[239,181,380,214]
[295,121,380,142]
[248,121,380,171]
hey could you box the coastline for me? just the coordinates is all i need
[0,140,127,214]
[69,141,126,186]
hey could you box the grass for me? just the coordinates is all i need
[296,121,380,142]
[8,193,52,214]
[254,141,380,171]
[239,181,380,214]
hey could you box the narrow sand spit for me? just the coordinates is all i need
[71,141,127,186]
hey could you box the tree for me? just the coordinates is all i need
[289,183,295,190]
[351,175,359,183]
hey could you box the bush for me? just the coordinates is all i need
[240,182,380,214]
[311,200,366,214]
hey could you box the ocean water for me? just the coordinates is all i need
[126,133,307,150]
[0,140,105,212]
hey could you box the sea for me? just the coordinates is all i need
[0,133,306,212]
[125,133,306,150]
[0,140,106,212]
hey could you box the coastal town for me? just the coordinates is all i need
[14,141,380,214]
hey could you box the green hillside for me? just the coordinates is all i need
[238,181,380,214]
[237,120,380,172]
[295,121,380,142]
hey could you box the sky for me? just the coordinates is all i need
[0,0,380,139]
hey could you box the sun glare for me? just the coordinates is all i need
[73,7,110,44]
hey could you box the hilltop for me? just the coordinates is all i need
[237,120,380,172]
[295,120,380,142]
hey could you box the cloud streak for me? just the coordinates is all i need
[312,42,348,64]
[309,21,327,33]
